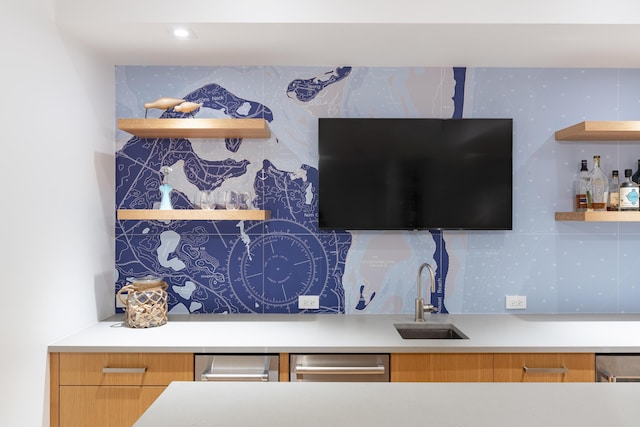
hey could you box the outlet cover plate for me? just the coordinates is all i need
[506,295,527,310]
[298,295,320,310]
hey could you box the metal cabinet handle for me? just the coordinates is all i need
[201,372,269,382]
[295,364,386,375]
[523,365,568,374]
[597,368,640,383]
[102,367,147,374]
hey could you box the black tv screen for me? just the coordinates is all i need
[318,118,513,230]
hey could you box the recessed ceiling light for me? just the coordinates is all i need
[172,27,195,39]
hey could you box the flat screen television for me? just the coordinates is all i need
[318,118,513,230]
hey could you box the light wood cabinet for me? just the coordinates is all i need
[391,353,494,382]
[391,353,595,382]
[59,386,165,427]
[51,352,194,427]
[493,353,595,382]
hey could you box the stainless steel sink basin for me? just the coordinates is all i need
[394,323,468,339]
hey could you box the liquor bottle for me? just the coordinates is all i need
[620,169,640,211]
[632,160,640,185]
[607,170,620,211]
[574,160,590,211]
[587,155,608,211]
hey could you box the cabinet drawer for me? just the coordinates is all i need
[59,353,194,386]
[494,353,595,382]
[391,353,494,382]
[59,385,165,427]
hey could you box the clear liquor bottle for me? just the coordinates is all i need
[620,169,640,211]
[575,160,590,212]
[588,155,608,211]
[607,170,620,211]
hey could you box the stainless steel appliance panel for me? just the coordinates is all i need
[596,354,640,382]
[290,354,390,382]
[195,354,279,382]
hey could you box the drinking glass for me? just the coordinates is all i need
[195,190,214,209]
[224,191,239,210]
[238,192,253,209]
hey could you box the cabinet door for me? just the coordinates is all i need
[391,353,493,382]
[494,353,595,382]
[55,352,194,427]
[59,352,194,385]
[60,385,164,427]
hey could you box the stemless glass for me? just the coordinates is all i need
[238,192,253,209]
[224,191,239,210]
[195,190,214,209]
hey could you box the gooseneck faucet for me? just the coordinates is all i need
[415,262,438,322]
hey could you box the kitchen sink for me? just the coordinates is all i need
[394,323,468,340]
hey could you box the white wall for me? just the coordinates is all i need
[0,0,114,425]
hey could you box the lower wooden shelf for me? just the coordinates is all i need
[117,209,271,221]
[555,121,640,141]
[555,211,640,222]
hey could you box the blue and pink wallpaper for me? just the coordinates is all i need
[116,66,640,315]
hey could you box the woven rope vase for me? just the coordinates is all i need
[117,279,168,328]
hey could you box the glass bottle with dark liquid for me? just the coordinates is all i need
[575,160,589,211]
[607,170,619,211]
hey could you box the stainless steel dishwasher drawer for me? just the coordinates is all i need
[596,354,640,382]
[290,354,390,382]
[195,354,279,382]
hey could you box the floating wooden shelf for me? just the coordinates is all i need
[555,211,640,222]
[117,118,271,139]
[117,209,271,221]
[555,121,640,141]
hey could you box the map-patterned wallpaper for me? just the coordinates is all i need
[116,66,640,315]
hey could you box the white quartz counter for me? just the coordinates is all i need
[134,381,640,427]
[49,313,640,353]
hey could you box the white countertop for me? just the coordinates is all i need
[49,313,640,353]
[133,381,640,427]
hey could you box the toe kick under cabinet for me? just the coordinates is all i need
[50,352,194,427]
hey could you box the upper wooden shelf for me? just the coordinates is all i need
[555,211,640,222]
[118,118,271,139]
[117,209,271,221]
[555,121,640,141]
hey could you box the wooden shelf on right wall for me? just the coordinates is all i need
[555,121,640,141]
[555,211,640,222]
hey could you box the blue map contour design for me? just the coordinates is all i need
[452,67,466,119]
[116,80,351,314]
[427,67,466,314]
[115,67,462,315]
[225,160,351,313]
[286,67,352,102]
[281,66,465,314]
[162,83,274,153]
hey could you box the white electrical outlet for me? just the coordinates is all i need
[506,295,527,310]
[298,295,320,310]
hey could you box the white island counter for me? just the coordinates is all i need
[134,381,640,427]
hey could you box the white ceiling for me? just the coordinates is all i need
[55,0,640,68]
